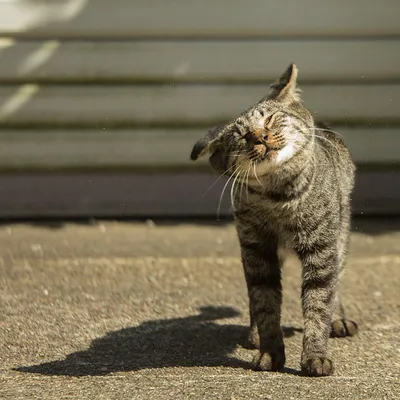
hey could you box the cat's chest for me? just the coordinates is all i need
[235,194,310,243]
[239,191,299,221]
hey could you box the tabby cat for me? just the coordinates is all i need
[190,64,358,377]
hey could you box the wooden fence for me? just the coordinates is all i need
[0,0,399,217]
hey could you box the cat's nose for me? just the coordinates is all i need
[245,131,265,146]
[254,129,266,141]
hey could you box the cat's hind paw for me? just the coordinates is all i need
[252,348,285,372]
[330,319,358,337]
[301,357,334,377]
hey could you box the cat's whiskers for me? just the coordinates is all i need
[253,161,264,187]
[303,128,341,146]
[230,168,242,210]
[303,134,341,167]
[310,133,341,158]
[288,128,341,161]
[245,163,252,201]
[216,163,244,219]
[239,164,249,203]
[202,157,243,197]
[311,127,343,137]
[286,132,333,167]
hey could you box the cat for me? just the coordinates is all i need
[190,64,358,377]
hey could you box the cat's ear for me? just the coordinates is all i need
[269,64,301,103]
[190,124,223,161]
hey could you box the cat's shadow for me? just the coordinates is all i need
[14,306,302,377]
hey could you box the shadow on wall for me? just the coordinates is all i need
[0,0,89,32]
[0,0,89,120]
[14,306,302,376]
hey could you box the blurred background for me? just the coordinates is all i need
[0,0,399,219]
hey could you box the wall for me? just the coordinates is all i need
[0,0,399,217]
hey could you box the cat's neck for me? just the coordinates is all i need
[249,145,316,201]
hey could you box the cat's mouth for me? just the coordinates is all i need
[248,143,284,162]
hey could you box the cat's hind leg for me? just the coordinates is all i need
[330,290,358,337]
[330,230,359,338]
[297,243,338,377]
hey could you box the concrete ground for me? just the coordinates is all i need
[0,219,399,400]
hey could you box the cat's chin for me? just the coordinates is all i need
[251,151,282,175]
[263,149,279,162]
[254,144,296,173]
[252,152,298,177]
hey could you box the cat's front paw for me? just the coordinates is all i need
[301,357,334,377]
[252,347,285,372]
[330,319,358,337]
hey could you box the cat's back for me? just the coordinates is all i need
[314,122,355,192]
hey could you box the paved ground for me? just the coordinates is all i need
[0,219,399,399]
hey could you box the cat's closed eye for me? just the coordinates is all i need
[264,117,273,129]
[264,113,282,130]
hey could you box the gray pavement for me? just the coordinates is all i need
[0,219,399,399]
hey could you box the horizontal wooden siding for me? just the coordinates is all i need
[0,0,398,215]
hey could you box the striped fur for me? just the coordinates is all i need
[191,64,358,376]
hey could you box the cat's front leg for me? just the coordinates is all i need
[297,244,339,377]
[240,237,285,372]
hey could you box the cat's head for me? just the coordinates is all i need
[190,64,315,178]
